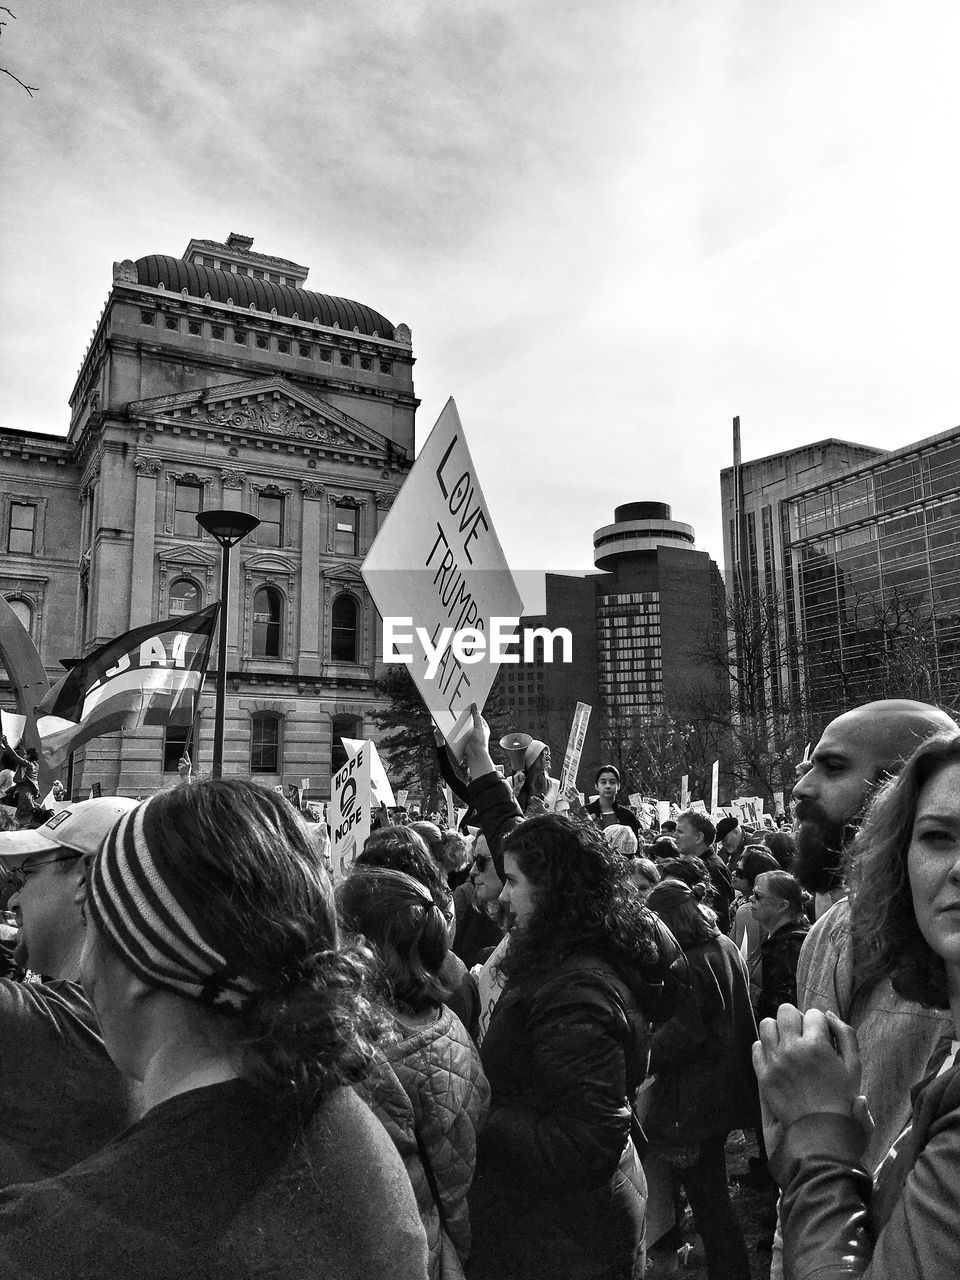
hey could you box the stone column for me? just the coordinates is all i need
[299,482,324,677]
[130,457,161,625]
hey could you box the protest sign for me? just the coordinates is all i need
[341,737,396,809]
[0,710,25,748]
[773,789,785,816]
[396,788,409,809]
[690,799,708,816]
[557,702,591,797]
[628,792,642,809]
[445,784,455,830]
[680,774,689,810]
[362,398,523,758]
[329,745,371,884]
[656,800,672,826]
[710,760,719,814]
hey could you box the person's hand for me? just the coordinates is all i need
[462,704,494,777]
[753,1006,861,1141]
[564,783,586,816]
[177,752,192,782]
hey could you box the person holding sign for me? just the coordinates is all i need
[460,707,687,1280]
[0,780,428,1279]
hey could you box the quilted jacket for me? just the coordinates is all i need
[358,1006,490,1280]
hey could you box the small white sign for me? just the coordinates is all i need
[329,745,372,884]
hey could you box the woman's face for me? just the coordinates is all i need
[500,851,538,927]
[470,836,503,905]
[908,759,960,993]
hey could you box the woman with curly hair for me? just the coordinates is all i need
[0,780,427,1280]
[339,867,489,1280]
[460,708,686,1280]
[755,730,960,1279]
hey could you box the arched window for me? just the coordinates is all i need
[331,594,358,662]
[250,713,282,774]
[252,586,282,658]
[169,578,201,617]
[5,598,33,634]
[331,714,363,776]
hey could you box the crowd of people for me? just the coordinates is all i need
[0,695,959,1278]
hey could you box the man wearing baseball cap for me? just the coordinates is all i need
[0,796,139,1186]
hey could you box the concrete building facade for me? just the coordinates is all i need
[0,233,416,797]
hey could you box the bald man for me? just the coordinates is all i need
[768,700,956,1277]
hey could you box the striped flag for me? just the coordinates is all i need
[36,605,220,768]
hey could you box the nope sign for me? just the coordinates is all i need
[329,745,371,884]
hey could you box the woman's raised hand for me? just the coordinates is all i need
[753,1005,863,1142]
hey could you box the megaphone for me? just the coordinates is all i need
[499,731,533,772]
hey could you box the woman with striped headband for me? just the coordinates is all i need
[0,779,428,1279]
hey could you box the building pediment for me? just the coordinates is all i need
[126,377,401,459]
[157,542,218,569]
[321,563,364,586]
[242,551,299,575]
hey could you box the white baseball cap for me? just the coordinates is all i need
[0,797,140,864]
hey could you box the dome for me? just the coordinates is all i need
[135,255,395,339]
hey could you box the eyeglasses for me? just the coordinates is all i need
[750,890,774,902]
[7,852,82,891]
[472,854,490,873]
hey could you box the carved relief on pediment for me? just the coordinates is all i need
[199,401,338,444]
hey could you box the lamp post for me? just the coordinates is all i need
[196,509,260,778]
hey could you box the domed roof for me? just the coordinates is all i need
[135,255,396,339]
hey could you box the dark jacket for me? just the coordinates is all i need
[757,916,809,1024]
[647,932,759,1147]
[470,952,651,1278]
[584,800,641,838]
[773,1037,960,1279]
[702,851,735,934]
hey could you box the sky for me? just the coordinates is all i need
[5,0,960,586]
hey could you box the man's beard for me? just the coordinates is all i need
[794,800,855,894]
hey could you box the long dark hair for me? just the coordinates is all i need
[646,879,719,950]
[851,732,960,1009]
[337,868,453,1013]
[495,813,661,987]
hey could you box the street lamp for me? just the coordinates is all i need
[196,509,260,778]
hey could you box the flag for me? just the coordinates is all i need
[36,605,220,769]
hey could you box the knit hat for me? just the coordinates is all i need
[522,740,548,771]
[87,796,258,1012]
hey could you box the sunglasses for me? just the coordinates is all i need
[472,854,490,873]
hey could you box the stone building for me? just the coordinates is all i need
[0,233,416,797]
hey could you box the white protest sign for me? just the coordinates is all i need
[0,711,25,748]
[628,792,642,809]
[557,702,591,797]
[396,788,409,809]
[773,790,785,815]
[656,800,672,826]
[341,737,396,809]
[329,745,371,884]
[690,799,708,816]
[710,760,719,814]
[362,398,523,758]
[680,774,690,810]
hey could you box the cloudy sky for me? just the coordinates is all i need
[5,0,960,583]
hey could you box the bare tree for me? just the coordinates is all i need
[1,8,38,96]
